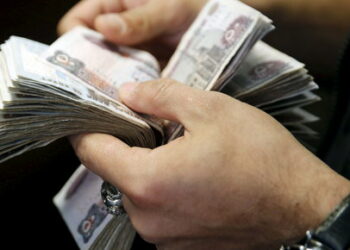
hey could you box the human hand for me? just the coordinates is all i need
[71,79,350,250]
[58,0,208,63]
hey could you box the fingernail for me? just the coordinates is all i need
[97,14,128,34]
[119,82,140,100]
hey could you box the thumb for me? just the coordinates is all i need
[94,1,169,45]
[119,79,214,129]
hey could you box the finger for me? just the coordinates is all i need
[122,194,138,215]
[70,133,152,194]
[94,1,172,45]
[58,0,124,35]
[119,79,213,129]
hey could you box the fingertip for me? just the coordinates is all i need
[95,13,129,43]
[119,79,200,124]
[68,134,80,148]
[69,133,130,170]
[69,133,98,157]
[57,16,86,36]
[57,17,70,35]
[119,82,140,105]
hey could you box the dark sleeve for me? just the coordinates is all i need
[322,36,350,178]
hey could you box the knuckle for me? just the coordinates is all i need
[206,92,238,114]
[147,79,176,105]
[129,216,164,244]
[138,230,162,244]
[71,136,90,163]
[57,18,67,35]
[126,177,165,209]
[137,226,162,244]
[139,233,162,244]
[124,14,151,38]
[206,92,227,108]
[116,148,164,208]
[191,92,227,121]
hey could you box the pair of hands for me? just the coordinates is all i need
[59,0,207,65]
[60,0,350,249]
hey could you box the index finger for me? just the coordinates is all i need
[58,0,124,35]
[70,133,152,193]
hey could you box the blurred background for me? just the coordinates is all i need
[0,0,349,248]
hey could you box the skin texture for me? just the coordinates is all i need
[60,0,350,249]
[71,80,350,250]
[58,0,208,66]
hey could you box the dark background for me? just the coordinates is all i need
[0,0,349,249]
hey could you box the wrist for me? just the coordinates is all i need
[284,147,350,245]
[282,193,350,250]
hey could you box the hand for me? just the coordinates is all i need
[71,79,350,250]
[58,0,208,64]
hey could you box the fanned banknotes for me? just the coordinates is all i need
[0,0,321,249]
[54,165,135,250]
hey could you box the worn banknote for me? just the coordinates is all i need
[163,0,274,91]
[222,41,318,107]
[0,35,159,163]
[44,27,160,101]
[54,166,135,250]
[163,0,274,140]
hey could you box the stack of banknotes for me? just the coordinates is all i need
[0,0,320,249]
[54,166,136,250]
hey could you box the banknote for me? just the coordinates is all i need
[221,41,319,109]
[220,41,320,137]
[222,41,305,97]
[44,26,160,101]
[261,92,320,114]
[43,26,164,136]
[272,108,320,125]
[1,36,151,127]
[162,0,273,91]
[162,0,274,141]
[54,165,135,250]
[0,34,164,163]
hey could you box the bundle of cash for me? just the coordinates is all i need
[0,29,164,163]
[222,41,320,142]
[0,0,320,249]
[54,166,135,250]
